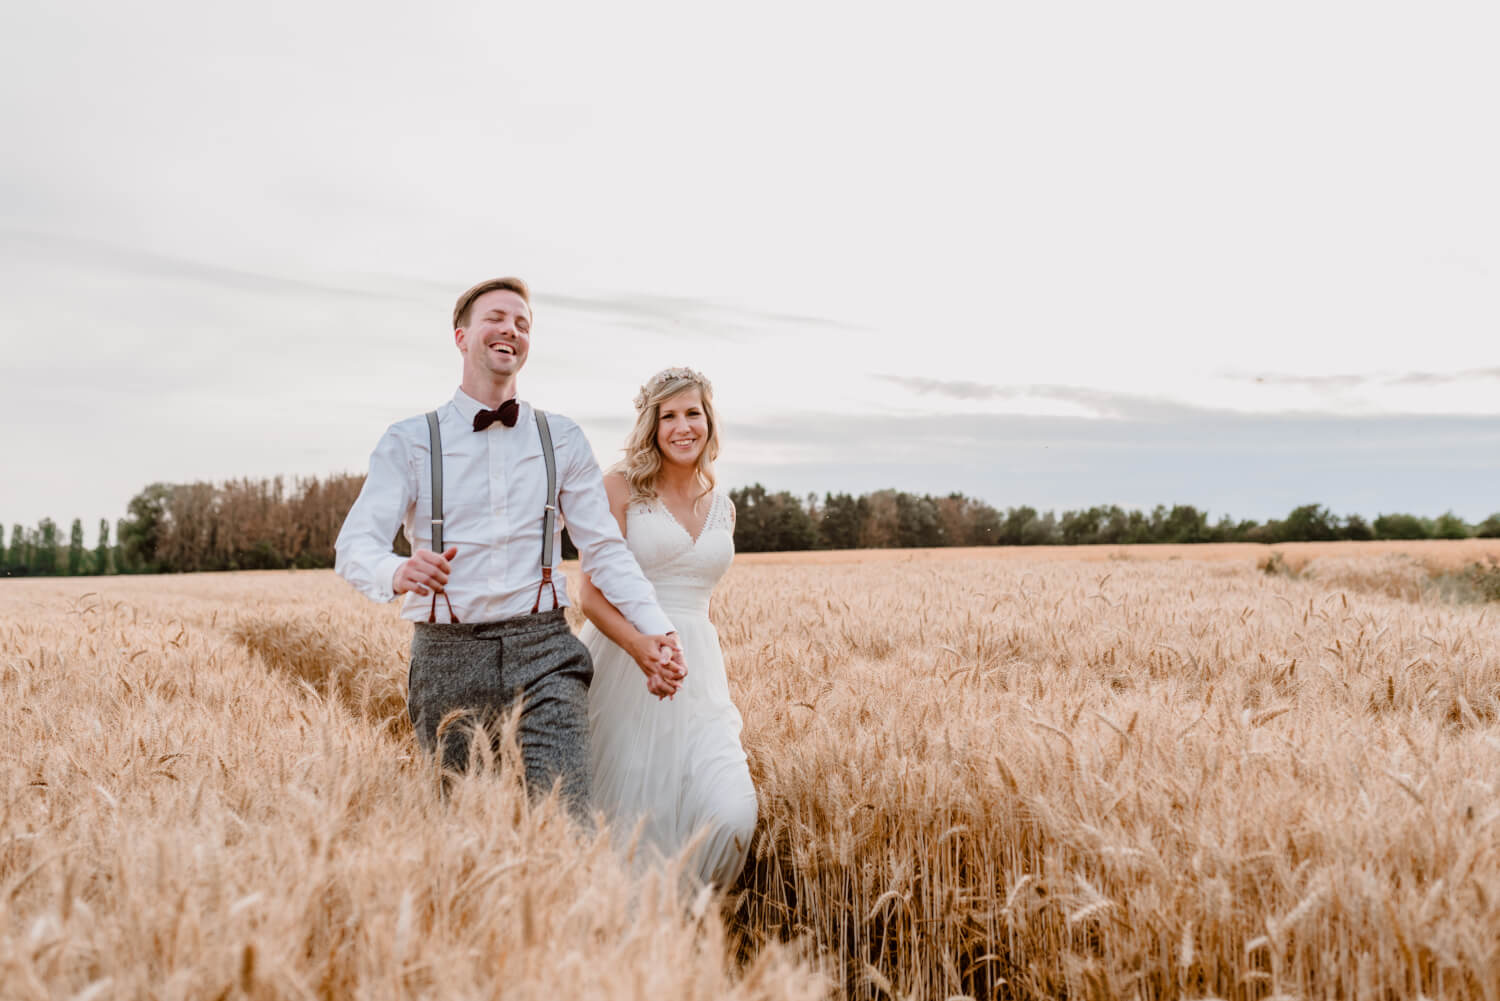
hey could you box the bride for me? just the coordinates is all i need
[577,366,758,890]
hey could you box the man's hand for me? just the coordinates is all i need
[393,547,458,596]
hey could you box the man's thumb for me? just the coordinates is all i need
[443,546,459,560]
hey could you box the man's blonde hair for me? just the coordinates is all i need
[453,277,531,330]
[616,367,719,505]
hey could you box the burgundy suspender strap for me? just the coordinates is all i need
[531,409,560,615]
[425,410,458,624]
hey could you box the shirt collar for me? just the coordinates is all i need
[450,387,527,425]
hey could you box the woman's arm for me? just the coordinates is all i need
[579,474,684,697]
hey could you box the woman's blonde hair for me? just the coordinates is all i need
[617,367,719,505]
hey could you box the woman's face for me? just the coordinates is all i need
[655,388,710,468]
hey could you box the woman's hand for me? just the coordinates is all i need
[630,631,686,699]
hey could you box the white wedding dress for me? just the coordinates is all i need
[582,489,758,889]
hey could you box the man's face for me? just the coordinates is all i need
[455,289,531,381]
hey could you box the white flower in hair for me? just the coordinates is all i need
[633,367,712,412]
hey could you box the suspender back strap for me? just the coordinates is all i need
[531,409,560,614]
[423,410,457,624]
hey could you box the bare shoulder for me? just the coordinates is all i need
[602,471,632,535]
[602,471,630,506]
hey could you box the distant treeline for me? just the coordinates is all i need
[3,477,1498,577]
[1,476,365,577]
[724,485,1500,553]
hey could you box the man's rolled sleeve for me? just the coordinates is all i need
[557,425,675,637]
[335,427,415,604]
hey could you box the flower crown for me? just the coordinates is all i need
[632,366,712,412]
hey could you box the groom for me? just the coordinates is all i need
[335,276,684,817]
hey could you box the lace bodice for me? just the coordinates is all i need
[624,490,734,618]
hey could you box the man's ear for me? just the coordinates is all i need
[454,326,466,351]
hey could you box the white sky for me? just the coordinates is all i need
[2,1,1497,534]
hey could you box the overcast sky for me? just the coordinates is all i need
[3,1,1497,537]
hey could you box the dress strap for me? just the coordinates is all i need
[706,489,728,531]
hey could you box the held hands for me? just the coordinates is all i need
[396,550,684,697]
[631,631,687,700]
[393,547,459,596]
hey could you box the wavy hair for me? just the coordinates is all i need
[617,367,719,505]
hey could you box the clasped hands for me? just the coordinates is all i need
[629,632,687,700]
[395,548,687,699]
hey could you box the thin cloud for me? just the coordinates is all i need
[1239,368,1500,388]
[3,227,855,346]
[0,228,418,304]
[543,291,861,339]
[1387,367,1500,386]
[874,374,1213,421]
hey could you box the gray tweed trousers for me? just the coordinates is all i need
[408,609,594,816]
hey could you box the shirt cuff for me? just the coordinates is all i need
[631,606,676,637]
[374,553,408,603]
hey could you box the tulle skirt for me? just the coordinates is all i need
[583,610,757,889]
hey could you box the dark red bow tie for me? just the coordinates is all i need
[473,398,520,431]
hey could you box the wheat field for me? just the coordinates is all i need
[3,541,1499,999]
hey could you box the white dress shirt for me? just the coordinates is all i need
[336,389,674,635]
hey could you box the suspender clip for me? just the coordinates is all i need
[531,565,559,615]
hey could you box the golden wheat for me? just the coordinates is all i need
[3,540,1498,999]
[0,575,821,1000]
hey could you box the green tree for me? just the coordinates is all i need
[114,518,131,573]
[120,483,173,571]
[729,484,818,552]
[818,493,862,550]
[1279,504,1340,542]
[1340,514,1374,541]
[34,518,59,575]
[1477,513,1500,538]
[997,506,1037,546]
[1208,514,1238,542]
[1059,507,1103,545]
[68,518,87,576]
[763,492,819,551]
[1095,506,1131,544]
[1160,504,1210,543]
[8,524,25,572]
[1431,511,1470,539]
[1373,513,1428,540]
[94,519,113,575]
[967,500,1003,545]
[894,492,942,548]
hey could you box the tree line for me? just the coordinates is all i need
[3,477,1498,577]
[725,484,1500,553]
[1,476,365,577]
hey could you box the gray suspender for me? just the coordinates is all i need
[424,410,454,623]
[425,411,444,553]
[531,409,560,613]
[422,406,560,622]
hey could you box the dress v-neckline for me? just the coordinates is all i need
[657,492,714,546]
